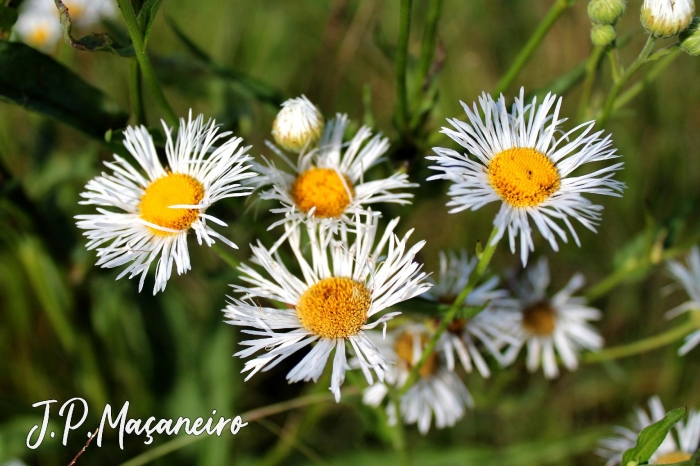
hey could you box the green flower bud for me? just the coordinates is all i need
[272,96,325,153]
[591,24,617,46]
[680,17,700,55]
[641,0,695,38]
[588,0,627,25]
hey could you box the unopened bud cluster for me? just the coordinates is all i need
[591,24,617,46]
[640,0,696,38]
[588,0,627,24]
[272,96,325,153]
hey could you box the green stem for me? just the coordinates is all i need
[576,45,604,122]
[211,243,239,270]
[413,0,443,102]
[116,0,177,127]
[129,58,146,125]
[583,318,699,363]
[493,0,575,96]
[598,35,657,128]
[399,227,500,395]
[612,48,681,112]
[607,47,621,83]
[118,390,359,466]
[388,390,411,466]
[395,0,413,135]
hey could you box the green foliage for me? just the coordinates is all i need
[0,5,18,37]
[621,407,687,466]
[0,41,128,137]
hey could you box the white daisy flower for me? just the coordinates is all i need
[641,0,695,38]
[253,112,416,234]
[597,396,700,465]
[76,112,256,294]
[223,213,430,402]
[15,0,62,51]
[666,246,700,356]
[428,88,625,266]
[362,325,474,435]
[424,250,513,377]
[497,257,603,379]
[271,95,325,153]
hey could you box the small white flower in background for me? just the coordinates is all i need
[362,325,474,435]
[424,250,514,377]
[641,0,696,37]
[271,95,325,153]
[428,88,625,266]
[253,100,416,234]
[224,213,430,402]
[76,112,256,294]
[14,0,62,51]
[666,246,700,355]
[495,257,603,379]
[597,396,700,465]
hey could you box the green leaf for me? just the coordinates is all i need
[0,41,129,138]
[621,407,687,466]
[0,5,19,37]
[166,16,285,106]
[54,0,134,55]
[136,0,164,46]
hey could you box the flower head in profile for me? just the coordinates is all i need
[76,112,256,294]
[425,250,513,377]
[272,95,325,153]
[666,246,700,356]
[496,258,603,378]
[362,325,474,434]
[254,109,416,233]
[597,396,700,465]
[428,88,625,266]
[224,213,430,402]
[641,0,695,37]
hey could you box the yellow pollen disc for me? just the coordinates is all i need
[655,452,692,464]
[522,301,557,336]
[28,26,50,46]
[488,148,561,207]
[290,167,354,218]
[139,173,204,235]
[395,332,439,378]
[447,318,469,334]
[296,277,371,339]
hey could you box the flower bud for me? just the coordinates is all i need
[591,24,617,46]
[680,16,700,55]
[588,0,627,25]
[272,95,324,153]
[641,0,695,38]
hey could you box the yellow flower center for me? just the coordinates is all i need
[296,277,371,339]
[395,332,439,378]
[655,452,692,464]
[64,1,84,19]
[139,173,204,235]
[28,26,50,47]
[522,301,557,336]
[290,167,353,218]
[488,148,560,207]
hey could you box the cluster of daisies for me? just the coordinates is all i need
[14,0,115,52]
[75,90,699,441]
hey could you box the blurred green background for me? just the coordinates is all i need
[1,0,700,464]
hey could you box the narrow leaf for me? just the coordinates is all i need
[166,16,285,106]
[0,41,129,138]
[621,407,687,466]
[136,0,164,46]
[54,0,134,56]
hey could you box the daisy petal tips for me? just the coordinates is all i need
[75,112,257,294]
[223,213,431,402]
[427,88,625,266]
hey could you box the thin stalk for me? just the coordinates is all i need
[607,47,621,83]
[613,48,681,111]
[388,390,411,466]
[576,45,604,122]
[413,0,443,101]
[399,227,500,395]
[129,58,146,125]
[583,318,699,363]
[118,389,359,466]
[395,0,413,135]
[598,35,657,128]
[493,0,575,95]
[116,0,177,126]
[211,243,239,270]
